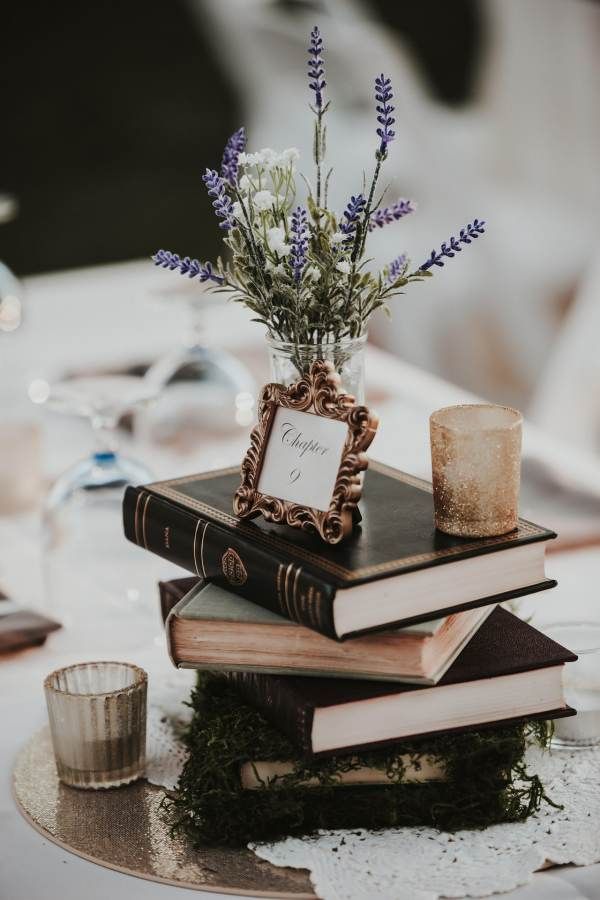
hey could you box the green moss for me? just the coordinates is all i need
[164,673,555,847]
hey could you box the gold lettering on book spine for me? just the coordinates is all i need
[233,360,378,544]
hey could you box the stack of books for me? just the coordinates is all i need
[124,462,576,785]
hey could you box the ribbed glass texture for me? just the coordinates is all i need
[430,404,523,538]
[44,662,147,789]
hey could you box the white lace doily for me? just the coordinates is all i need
[146,668,195,790]
[252,745,600,899]
[144,680,600,899]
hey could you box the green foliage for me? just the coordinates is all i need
[163,674,555,848]
[202,127,434,346]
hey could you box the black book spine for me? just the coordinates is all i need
[229,671,314,756]
[123,486,338,638]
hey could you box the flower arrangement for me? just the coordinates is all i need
[154,26,485,348]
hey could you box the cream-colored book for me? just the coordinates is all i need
[167,581,493,685]
[239,755,444,790]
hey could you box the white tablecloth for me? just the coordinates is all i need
[1,260,600,899]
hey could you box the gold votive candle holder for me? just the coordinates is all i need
[429,404,522,538]
[44,661,147,789]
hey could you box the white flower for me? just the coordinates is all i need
[232,200,244,218]
[253,190,277,211]
[267,225,285,245]
[305,265,321,282]
[251,148,278,169]
[239,174,252,192]
[238,147,300,171]
[336,260,351,275]
[330,231,346,245]
[239,150,272,167]
[266,226,291,256]
[263,148,279,166]
[266,260,286,276]
[280,147,300,165]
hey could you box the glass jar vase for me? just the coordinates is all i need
[266,335,367,403]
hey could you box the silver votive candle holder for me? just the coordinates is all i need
[44,661,147,789]
[430,404,523,538]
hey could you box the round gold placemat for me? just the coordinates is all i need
[13,728,315,898]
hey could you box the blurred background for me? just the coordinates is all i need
[3,0,600,434]
[1,0,600,637]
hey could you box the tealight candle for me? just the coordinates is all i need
[429,404,522,538]
[44,661,147,789]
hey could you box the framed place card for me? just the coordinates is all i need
[234,361,378,543]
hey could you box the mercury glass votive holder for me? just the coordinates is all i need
[430,404,523,538]
[44,661,147,789]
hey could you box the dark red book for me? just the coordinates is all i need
[0,609,61,654]
[158,576,199,624]
[123,462,556,640]
[229,607,577,757]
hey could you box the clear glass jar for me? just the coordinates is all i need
[266,335,367,403]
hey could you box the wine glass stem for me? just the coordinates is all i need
[186,301,206,349]
[91,414,118,456]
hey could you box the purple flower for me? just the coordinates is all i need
[368,199,415,231]
[290,207,309,283]
[152,249,223,284]
[308,26,326,109]
[375,74,395,157]
[202,168,235,230]
[339,194,366,241]
[387,254,407,283]
[419,219,486,271]
[220,127,246,186]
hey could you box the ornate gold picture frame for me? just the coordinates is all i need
[233,360,379,544]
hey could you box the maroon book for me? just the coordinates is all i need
[230,606,577,757]
[158,576,200,624]
[0,610,61,654]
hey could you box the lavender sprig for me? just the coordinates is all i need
[339,194,366,241]
[343,74,395,312]
[369,199,415,231]
[308,26,326,109]
[290,207,308,283]
[419,219,486,271]
[220,127,246,186]
[152,250,224,284]
[386,254,408,283]
[375,74,395,159]
[351,73,396,266]
[202,168,235,230]
[308,25,328,211]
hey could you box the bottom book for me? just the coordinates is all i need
[168,671,560,846]
[229,606,577,757]
[239,754,443,789]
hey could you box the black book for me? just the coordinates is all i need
[229,607,577,757]
[123,462,556,640]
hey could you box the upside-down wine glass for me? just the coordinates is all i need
[140,273,257,447]
[37,374,164,648]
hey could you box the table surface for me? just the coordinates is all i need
[2,260,600,900]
